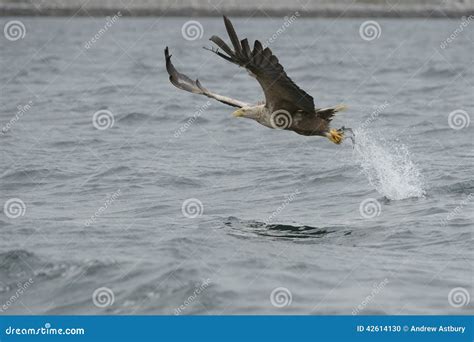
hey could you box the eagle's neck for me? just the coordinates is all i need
[254,105,273,128]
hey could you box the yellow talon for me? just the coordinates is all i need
[326,129,344,144]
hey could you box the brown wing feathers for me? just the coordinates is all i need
[208,16,315,114]
[165,16,315,114]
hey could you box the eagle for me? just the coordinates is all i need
[165,16,349,144]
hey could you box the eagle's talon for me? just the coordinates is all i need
[327,129,344,144]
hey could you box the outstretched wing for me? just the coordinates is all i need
[207,16,315,114]
[165,47,249,108]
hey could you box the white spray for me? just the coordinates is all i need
[351,128,425,200]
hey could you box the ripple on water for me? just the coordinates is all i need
[223,216,351,240]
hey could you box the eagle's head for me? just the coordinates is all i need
[232,105,265,121]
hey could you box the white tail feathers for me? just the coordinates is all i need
[333,104,347,112]
[317,104,347,114]
[315,104,348,122]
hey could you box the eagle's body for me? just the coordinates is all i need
[234,104,346,141]
[165,16,348,144]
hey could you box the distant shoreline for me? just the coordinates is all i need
[0,4,472,18]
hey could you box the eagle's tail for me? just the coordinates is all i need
[315,104,347,122]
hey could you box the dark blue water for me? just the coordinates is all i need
[0,17,472,315]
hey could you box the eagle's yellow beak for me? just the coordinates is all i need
[232,108,245,117]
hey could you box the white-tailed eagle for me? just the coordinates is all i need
[165,16,349,144]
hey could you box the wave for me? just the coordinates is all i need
[118,112,153,123]
[164,175,204,188]
[132,60,154,72]
[38,55,61,63]
[30,65,60,74]
[0,249,37,268]
[420,65,464,78]
[432,180,474,195]
[0,249,119,284]
[0,250,39,284]
[94,85,130,95]
[162,103,184,111]
[0,168,76,183]
[85,166,131,182]
[115,110,180,124]
[1,169,46,182]
[178,116,211,124]
[49,140,81,147]
[309,173,352,184]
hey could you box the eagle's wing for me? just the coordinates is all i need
[165,47,250,108]
[207,16,315,114]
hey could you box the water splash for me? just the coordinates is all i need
[352,129,425,200]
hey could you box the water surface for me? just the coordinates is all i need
[0,17,472,315]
